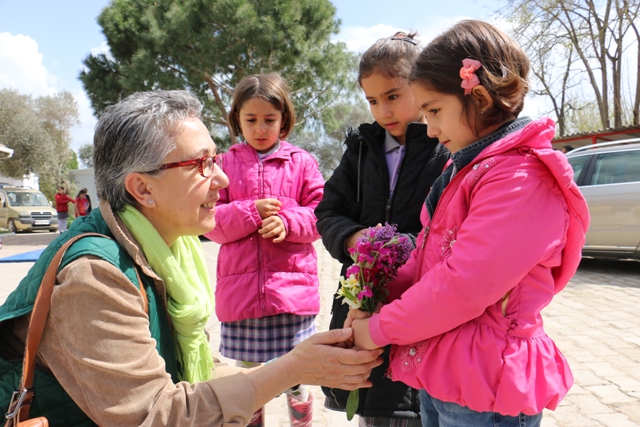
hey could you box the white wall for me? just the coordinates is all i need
[0,172,39,190]
[69,168,97,206]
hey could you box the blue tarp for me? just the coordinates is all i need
[0,249,44,263]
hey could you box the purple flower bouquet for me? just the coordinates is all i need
[336,223,413,420]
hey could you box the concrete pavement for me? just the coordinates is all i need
[0,232,639,426]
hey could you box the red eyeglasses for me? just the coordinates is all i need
[157,155,216,178]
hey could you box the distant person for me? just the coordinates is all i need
[561,144,575,154]
[75,189,90,217]
[346,20,590,427]
[84,188,93,214]
[54,186,76,232]
[315,31,449,427]
[204,73,325,427]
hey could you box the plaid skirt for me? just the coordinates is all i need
[220,313,316,362]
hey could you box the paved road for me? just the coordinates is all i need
[1,232,639,426]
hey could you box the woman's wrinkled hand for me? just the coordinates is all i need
[284,329,383,390]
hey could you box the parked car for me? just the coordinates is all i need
[565,139,640,259]
[0,186,58,233]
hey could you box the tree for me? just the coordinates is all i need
[78,143,94,168]
[0,89,79,199]
[292,99,372,179]
[80,0,359,148]
[501,0,640,135]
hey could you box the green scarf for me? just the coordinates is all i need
[117,205,214,383]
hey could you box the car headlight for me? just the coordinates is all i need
[52,213,58,218]
[19,212,30,218]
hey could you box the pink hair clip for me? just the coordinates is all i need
[460,58,482,95]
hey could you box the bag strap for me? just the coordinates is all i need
[6,233,111,424]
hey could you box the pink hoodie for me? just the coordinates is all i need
[205,140,324,322]
[369,118,590,416]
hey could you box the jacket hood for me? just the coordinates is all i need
[480,118,590,293]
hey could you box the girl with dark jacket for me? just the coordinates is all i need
[315,32,449,427]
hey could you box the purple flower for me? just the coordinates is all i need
[346,264,360,277]
[395,235,413,265]
[357,287,373,300]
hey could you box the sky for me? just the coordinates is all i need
[0,0,530,154]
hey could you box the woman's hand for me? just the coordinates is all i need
[246,329,383,410]
[285,329,383,390]
[259,215,286,242]
[255,198,281,219]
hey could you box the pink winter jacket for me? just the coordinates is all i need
[205,141,325,322]
[368,118,590,416]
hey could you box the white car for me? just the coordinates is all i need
[566,139,640,260]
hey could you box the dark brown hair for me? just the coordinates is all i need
[358,31,421,84]
[228,73,296,139]
[410,20,530,133]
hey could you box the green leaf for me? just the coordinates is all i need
[345,388,359,421]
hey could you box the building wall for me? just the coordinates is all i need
[0,173,40,190]
[69,168,97,208]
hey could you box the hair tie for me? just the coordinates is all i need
[391,36,418,45]
[460,58,482,95]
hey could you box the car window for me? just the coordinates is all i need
[27,192,50,206]
[591,150,640,185]
[5,191,50,206]
[567,155,590,184]
[6,192,17,205]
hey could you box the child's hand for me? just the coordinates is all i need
[255,198,281,219]
[344,308,372,330]
[259,215,286,242]
[345,229,367,250]
[352,318,379,350]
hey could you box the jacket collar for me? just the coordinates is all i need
[230,139,297,161]
[474,117,556,161]
[358,121,435,147]
[451,117,531,174]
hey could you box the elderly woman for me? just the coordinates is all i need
[0,90,381,426]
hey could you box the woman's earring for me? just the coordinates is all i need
[147,199,154,206]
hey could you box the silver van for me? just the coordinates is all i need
[0,186,58,233]
[566,139,640,259]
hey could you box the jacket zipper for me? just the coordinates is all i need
[258,160,265,315]
[415,168,464,281]
[416,226,430,282]
[385,198,392,223]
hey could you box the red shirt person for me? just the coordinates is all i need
[75,189,90,217]
[55,186,76,233]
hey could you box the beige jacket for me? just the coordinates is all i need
[10,201,255,426]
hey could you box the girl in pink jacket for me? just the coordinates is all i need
[348,20,590,427]
[204,73,324,427]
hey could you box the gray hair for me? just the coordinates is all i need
[93,90,204,211]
